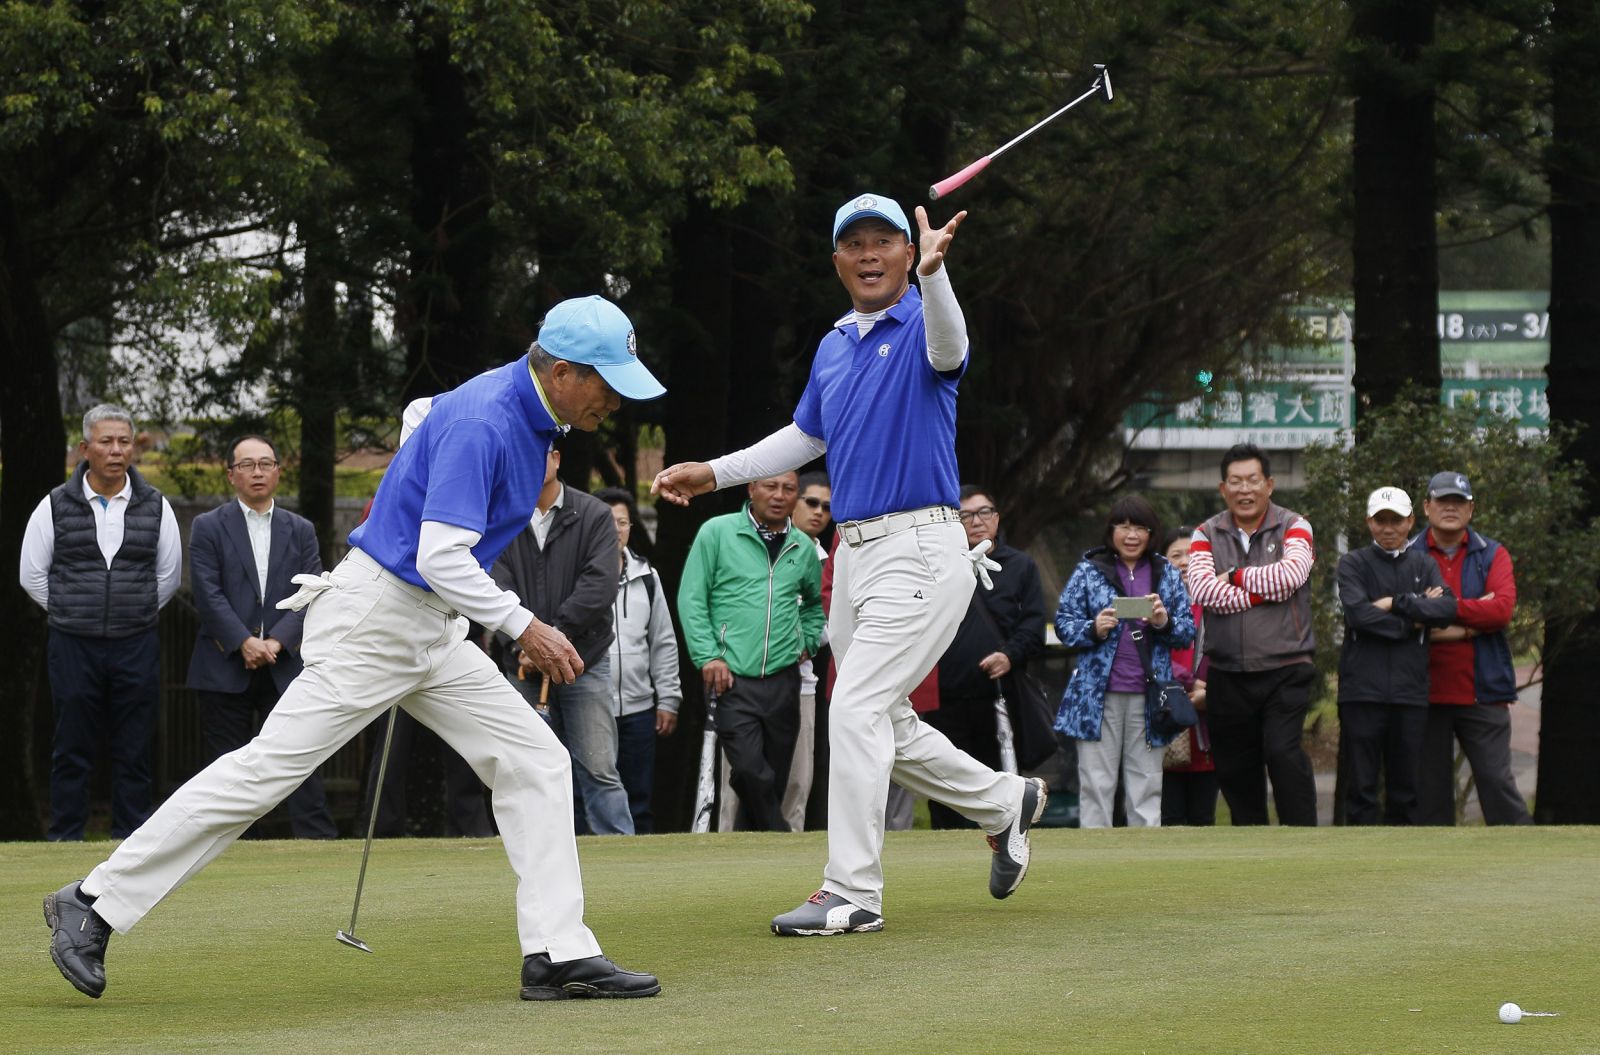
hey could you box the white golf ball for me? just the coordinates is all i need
[1499,1002,1523,1024]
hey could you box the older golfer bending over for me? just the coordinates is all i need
[46,296,664,1001]
[654,194,1045,937]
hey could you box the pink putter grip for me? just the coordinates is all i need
[928,156,991,200]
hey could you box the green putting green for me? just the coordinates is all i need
[3,827,1595,1054]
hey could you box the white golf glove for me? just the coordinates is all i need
[964,539,1002,591]
[277,571,333,612]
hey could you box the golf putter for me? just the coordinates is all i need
[929,64,1114,200]
[337,703,400,953]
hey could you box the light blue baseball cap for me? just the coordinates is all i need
[831,192,912,244]
[537,295,665,401]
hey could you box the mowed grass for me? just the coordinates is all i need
[3,827,1597,1054]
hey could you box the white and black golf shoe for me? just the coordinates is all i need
[771,890,884,937]
[988,776,1047,899]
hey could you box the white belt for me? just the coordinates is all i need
[837,505,961,548]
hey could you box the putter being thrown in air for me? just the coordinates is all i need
[336,703,399,953]
[929,64,1114,201]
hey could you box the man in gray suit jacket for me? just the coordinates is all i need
[186,435,336,838]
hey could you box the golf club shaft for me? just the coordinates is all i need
[928,66,1110,200]
[988,82,1104,162]
[346,703,399,935]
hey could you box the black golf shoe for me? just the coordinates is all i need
[770,890,884,936]
[988,777,1048,899]
[520,953,661,1000]
[44,881,111,998]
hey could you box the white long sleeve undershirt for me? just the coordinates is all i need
[917,264,969,371]
[707,423,828,490]
[415,520,534,638]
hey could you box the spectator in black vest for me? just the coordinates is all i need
[20,404,182,840]
[928,485,1048,828]
[185,435,336,838]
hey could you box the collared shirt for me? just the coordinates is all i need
[238,499,275,599]
[793,284,963,522]
[349,354,564,589]
[531,484,565,549]
[18,471,183,609]
[528,361,565,426]
[746,505,791,564]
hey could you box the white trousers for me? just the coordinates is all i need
[821,521,1023,914]
[82,548,601,962]
[782,692,816,832]
[1076,690,1163,829]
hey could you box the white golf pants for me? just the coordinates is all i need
[821,521,1024,914]
[82,548,602,962]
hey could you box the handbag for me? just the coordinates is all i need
[1162,729,1192,769]
[971,594,1057,771]
[1131,626,1197,743]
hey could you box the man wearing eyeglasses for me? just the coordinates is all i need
[184,435,336,838]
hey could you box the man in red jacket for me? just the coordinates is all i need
[1408,471,1532,825]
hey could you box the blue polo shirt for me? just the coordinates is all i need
[350,357,562,588]
[793,284,963,522]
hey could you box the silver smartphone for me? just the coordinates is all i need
[1112,595,1154,620]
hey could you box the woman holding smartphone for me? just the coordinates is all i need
[1054,495,1195,827]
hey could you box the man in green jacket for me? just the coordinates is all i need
[679,472,824,831]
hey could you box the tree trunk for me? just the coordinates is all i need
[652,205,735,832]
[402,32,500,402]
[297,226,343,564]
[1348,0,1442,422]
[0,186,64,838]
[1536,0,1600,824]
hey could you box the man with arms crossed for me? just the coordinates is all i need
[1408,471,1531,825]
[45,296,664,1002]
[1185,443,1319,825]
[654,194,1044,936]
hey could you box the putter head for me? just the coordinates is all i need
[1094,63,1114,102]
[336,930,374,954]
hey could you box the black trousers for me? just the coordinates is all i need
[717,664,801,832]
[1206,664,1318,826]
[362,708,493,837]
[46,627,159,841]
[198,667,337,839]
[1338,700,1428,825]
[1416,702,1531,826]
[922,694,1002,830]
[1161,770,1220,826]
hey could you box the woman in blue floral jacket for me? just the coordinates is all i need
[1055,496,1194,827]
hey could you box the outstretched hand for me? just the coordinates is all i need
[915,205,967,276]
[651,461,716,506]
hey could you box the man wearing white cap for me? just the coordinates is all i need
[45,295,666,1002]
[653,194,1044,936]
[1334,486,1457,824]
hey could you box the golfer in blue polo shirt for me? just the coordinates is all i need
[46,296,666,1002]
[654,194,1046,936]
